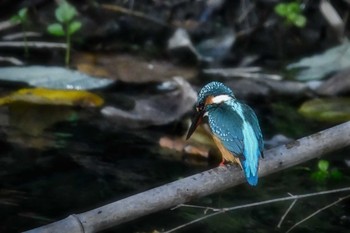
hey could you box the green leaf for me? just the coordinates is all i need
[10,15,21,23]
[47,23,65,36]
[287,12,307,28]
[68,21,81,35]
[274,3,288,16]
[18,8,28,20]
[55,1,77,23]
[275,2,306,28]
[287,12,298,23]
[330,169,343,180]
[286,2,301,14]
[318,160,329,172]
[311,170,329,183]
[293,15,306,28]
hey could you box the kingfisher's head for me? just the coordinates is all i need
[186,82,235,139]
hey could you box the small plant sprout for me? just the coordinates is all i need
[274,1,307,28]
[47,1,82,66]
[311,159,343,184]
[11,8,29,56]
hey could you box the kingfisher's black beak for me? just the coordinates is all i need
[186,109,204,140]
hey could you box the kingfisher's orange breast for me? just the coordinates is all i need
[212,135,243,169]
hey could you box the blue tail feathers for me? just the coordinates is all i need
[243,158,259,186]
[246,174,258,186]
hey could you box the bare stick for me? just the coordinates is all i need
[0,41,66,49]
[277,198,297,228]
[0,56,24,65]
[0,20,18,31]
[24,121,350,233]
[164,187,350,233]
[285,194,350,233]
[2,31,42,40]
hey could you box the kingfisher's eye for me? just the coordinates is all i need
[196,103,204,112]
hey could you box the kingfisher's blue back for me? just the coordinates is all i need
[207,98,263,185]
[191,81,264,186]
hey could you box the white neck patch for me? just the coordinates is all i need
[211,94,232,104]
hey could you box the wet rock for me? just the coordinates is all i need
[226,79,270,99]
[74,53,196,83]
[101,77,197,128]
[195,28,235,62]
[319,0,345,40]
[224,78,311,99]
[316,68,350,96]
[262,79,311,96]
[167,28,200,65]
[203,67,312,98]
[287,42,350,81]
[167,27,236,64]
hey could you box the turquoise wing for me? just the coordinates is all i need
[207,103,245,157]
[241,103,264,153]
[207,100,263,186]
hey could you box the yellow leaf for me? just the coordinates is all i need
[299,98,350,122]
[0,88,104,107]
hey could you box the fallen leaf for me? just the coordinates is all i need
[0,88,104,107]
[299,98,350,122]
[0,66,114,90]
[158,135,211,167]
[159,136,187,152]
[73,53,110,78]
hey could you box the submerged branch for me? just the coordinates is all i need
[24,121,350,233]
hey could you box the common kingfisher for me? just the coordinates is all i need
[186,82,264,186]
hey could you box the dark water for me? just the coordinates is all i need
[0,104,349,233]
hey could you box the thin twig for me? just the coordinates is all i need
[237,2,255,24]
[171,204,220,212]
[163,187,350,233]
[100,4,168,27]
[277,199,297,228]
[285,194,350,233]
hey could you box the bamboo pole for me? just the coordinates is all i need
[25,121,350,233]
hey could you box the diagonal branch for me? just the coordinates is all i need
[277,198,297,228]
[24,121,350,233]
